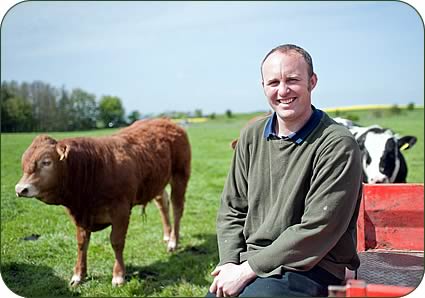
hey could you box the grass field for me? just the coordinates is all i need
[1,107,423,297]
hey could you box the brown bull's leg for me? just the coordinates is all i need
[70,225,91,286]
[153,190,172,243]
[110,208,130,286]
[168,174,189,252]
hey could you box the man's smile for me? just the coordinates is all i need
[277,97,296,104]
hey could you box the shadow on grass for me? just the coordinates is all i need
[1,262,78,297]
[125,233,219,296]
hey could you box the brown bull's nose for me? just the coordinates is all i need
[17,188,28,197]
[15,184,30,197]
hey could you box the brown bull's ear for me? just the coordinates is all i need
[56,143,70,161]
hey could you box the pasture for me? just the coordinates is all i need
[1,107,423,297]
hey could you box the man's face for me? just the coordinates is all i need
[262,51,317,123]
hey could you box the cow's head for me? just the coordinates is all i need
[355,127,417,184]
[15,135,69,205]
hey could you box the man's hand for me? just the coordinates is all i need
[209,261,257,297]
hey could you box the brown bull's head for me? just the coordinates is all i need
[15,135,69,205]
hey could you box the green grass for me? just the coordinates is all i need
[1,108,423,297]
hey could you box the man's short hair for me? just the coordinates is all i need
[261,44,314,80]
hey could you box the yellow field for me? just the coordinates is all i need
[171,117,209,123]
[323,104,423,113]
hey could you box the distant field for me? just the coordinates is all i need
[1,107,423,297]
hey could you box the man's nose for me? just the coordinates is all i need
[278,82,290,97]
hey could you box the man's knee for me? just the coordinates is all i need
[239,273,327,297]
[239,277,296,297]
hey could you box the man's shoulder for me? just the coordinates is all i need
[319,112,356,140]
[313,113,360,153]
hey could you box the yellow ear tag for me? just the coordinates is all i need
[400,143,410,151]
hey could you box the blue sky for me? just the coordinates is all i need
[1,1,424,116]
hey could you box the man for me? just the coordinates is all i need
[208,44,363,297]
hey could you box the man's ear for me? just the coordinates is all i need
[309,73,318,91]
[261,78,267,96]
[56,143,70,161]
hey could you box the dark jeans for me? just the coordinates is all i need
[206,266,342,297]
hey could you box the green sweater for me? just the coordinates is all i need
[216,112,362,280]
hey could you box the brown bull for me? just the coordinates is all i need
[15,118,191,286]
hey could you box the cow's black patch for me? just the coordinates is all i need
[379,138,397,178]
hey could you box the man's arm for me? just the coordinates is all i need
[210,130,253,297]
[216,131,250,265]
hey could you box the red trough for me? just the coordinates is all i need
[329,183,424,297]
[357,184,424,252]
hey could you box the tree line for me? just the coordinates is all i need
[1,80,140,132]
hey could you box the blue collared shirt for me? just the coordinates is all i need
[263,106,323,144]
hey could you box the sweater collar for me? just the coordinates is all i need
[263,106,323,144]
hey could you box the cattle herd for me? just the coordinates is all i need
[14,114,417,286]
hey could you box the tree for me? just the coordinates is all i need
[1,81,33,132]
[194,109,203,118]
[98,95,125,128]
[1,80,129,132]
[1,96,33,132]
[57,87,74,131]
[389,104,401,115]
[127,110,141,124]
[70,88,97,130]
[18,80,58,131]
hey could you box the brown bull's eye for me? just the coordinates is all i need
[42,160,52,167]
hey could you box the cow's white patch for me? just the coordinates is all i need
[349,125,380,139]
[362,129,398,183]
[333,117,354,128]
[390,158,401,183]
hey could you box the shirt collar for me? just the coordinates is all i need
[263,106,323,144]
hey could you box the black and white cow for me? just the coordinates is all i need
[333,117,417,184]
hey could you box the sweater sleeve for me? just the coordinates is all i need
[216,131,249,266]
[247,136,362,276]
